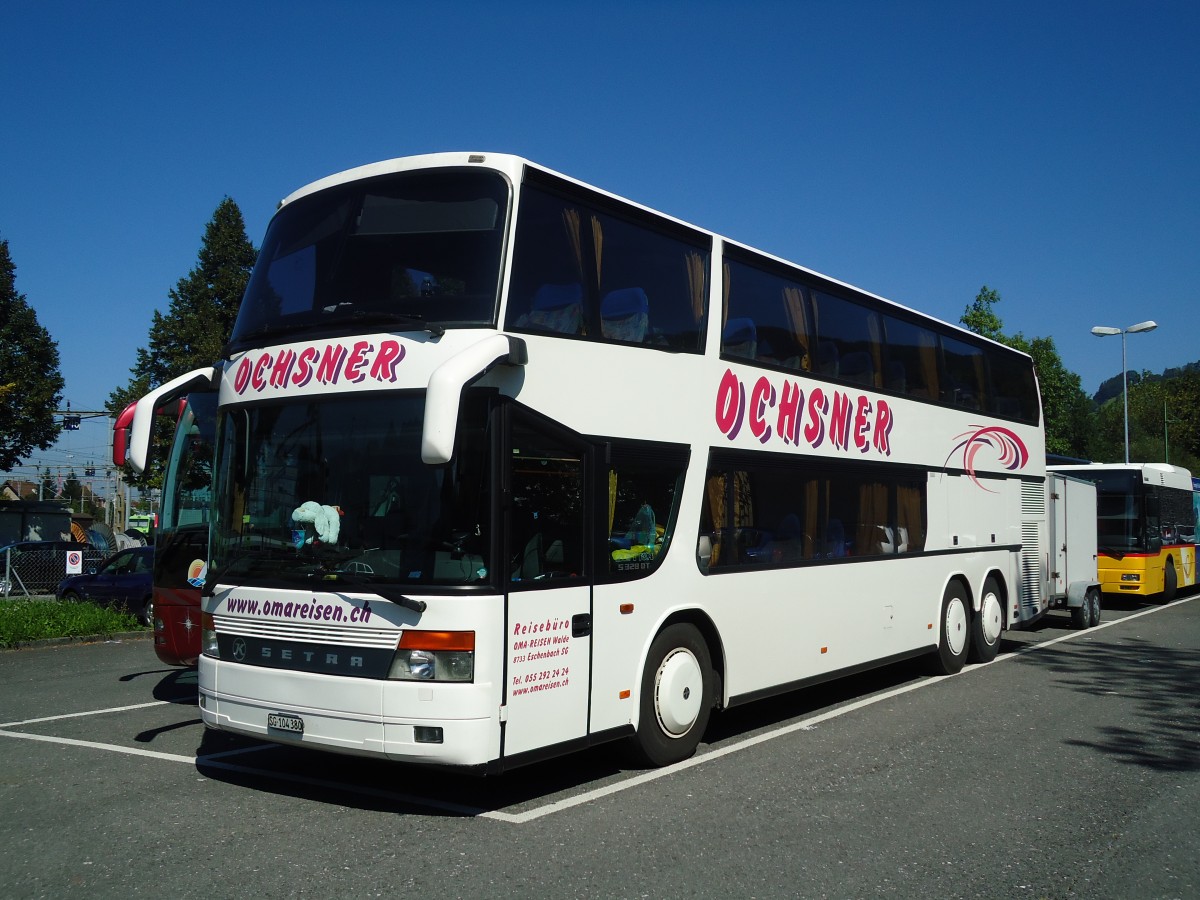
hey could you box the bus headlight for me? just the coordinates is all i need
[201,612,219,658]
[388,631,474,682]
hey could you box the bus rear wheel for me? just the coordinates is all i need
[969,576,1003,663]
[627,623,713,767]
[932,581,970,675]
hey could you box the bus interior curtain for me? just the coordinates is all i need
[562,208,583,280]
[857,481,888,554]
[805,478,819,558]
[591,215,604,294]
[686,251,706,324]
[733,470,753,529]
[783,286,812,370]
[917,330,939,400]
[722,262,731,328]
[705,473,726,566]
[562,208,586,334]
[972,351,988,410]
[897,483,924,552]
[608,469,618,537]
[867,314,884,388]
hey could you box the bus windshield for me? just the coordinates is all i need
[210,392,493,590]
[1087,469,1153,553]
[228,168,510,352]
[161,394,216,533]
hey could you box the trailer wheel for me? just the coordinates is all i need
[1070,599,1091,630]
[626,624,713,767]
[1087,587,1102,628]
[969,576,1003,663]
[932,581,970,675]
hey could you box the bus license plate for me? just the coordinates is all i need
[267,713,304,734]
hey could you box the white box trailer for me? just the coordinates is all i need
[1046,471,1102,628]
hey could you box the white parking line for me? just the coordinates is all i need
[0,595,1192,823]
[0,728,196,764]
[0,699,184,729]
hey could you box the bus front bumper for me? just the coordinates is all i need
[198,657,500,767]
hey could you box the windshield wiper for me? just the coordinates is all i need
[344,309,445,337]
[289,568,428,613]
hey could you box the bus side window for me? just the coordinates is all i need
[605,447,687,581]
[508,177,709,352]
[721,254,812,371]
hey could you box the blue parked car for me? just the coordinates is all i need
[56,546,154,625]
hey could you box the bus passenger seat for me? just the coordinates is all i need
[600,288,649,342]
[521,283,584,335]
[840,351,875,386]
[884,360,907,393]
[722,317,757,359]
[824,519,846,558]
[816,341,839,376]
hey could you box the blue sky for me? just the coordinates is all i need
[3,1,1198,480]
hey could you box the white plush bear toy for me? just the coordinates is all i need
[291,501,342,545]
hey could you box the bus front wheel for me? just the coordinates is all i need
[1161,561,1177,604]
[627,623,713,767]
[933,581,970,675]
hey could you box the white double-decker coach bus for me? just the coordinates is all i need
[127,152,1048,771]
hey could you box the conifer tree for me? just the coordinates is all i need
[0,237,65,470]
[108,199,256,485]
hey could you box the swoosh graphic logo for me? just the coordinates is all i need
[946,426,1030,491]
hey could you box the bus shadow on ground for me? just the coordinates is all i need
[189,651,955,818]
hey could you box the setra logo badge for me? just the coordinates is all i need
[232,638,248,662]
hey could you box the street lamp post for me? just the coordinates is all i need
[1091,320,1157,464]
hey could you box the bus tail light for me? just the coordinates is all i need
[201,612,219,658]
[389,631,475,682]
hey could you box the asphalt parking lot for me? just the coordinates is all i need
[3,595,1199,899]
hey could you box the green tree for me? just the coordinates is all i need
[108,199,256,486]
[1126,370,1200,471]
[959,285,1005,342]
[959,285,1094,458]
[0,237,65,470]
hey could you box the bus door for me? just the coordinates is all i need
[501,412,592,758]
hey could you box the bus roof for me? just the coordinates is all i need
[275,151,1028,361]
[1049,462,1195,489]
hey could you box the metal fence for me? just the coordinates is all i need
[0,544,103,598]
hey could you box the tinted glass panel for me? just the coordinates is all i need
[211,392,494,588]
[230,169,509,350]
[722,257,813,369]
[507,180,709,351]
[508,422,585,585]
[699,452,926,572]
[604,446,688,581]
[812,290,883,388]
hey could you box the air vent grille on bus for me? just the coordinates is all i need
[1019,522,1042,612]
[1021,480,1045,518]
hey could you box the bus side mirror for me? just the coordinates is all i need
[697,535,713,570]
[112,401,137,467]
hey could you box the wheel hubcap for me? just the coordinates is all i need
[946,598,968,656]
[655,647,703,737]
[981,591,1003,645]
